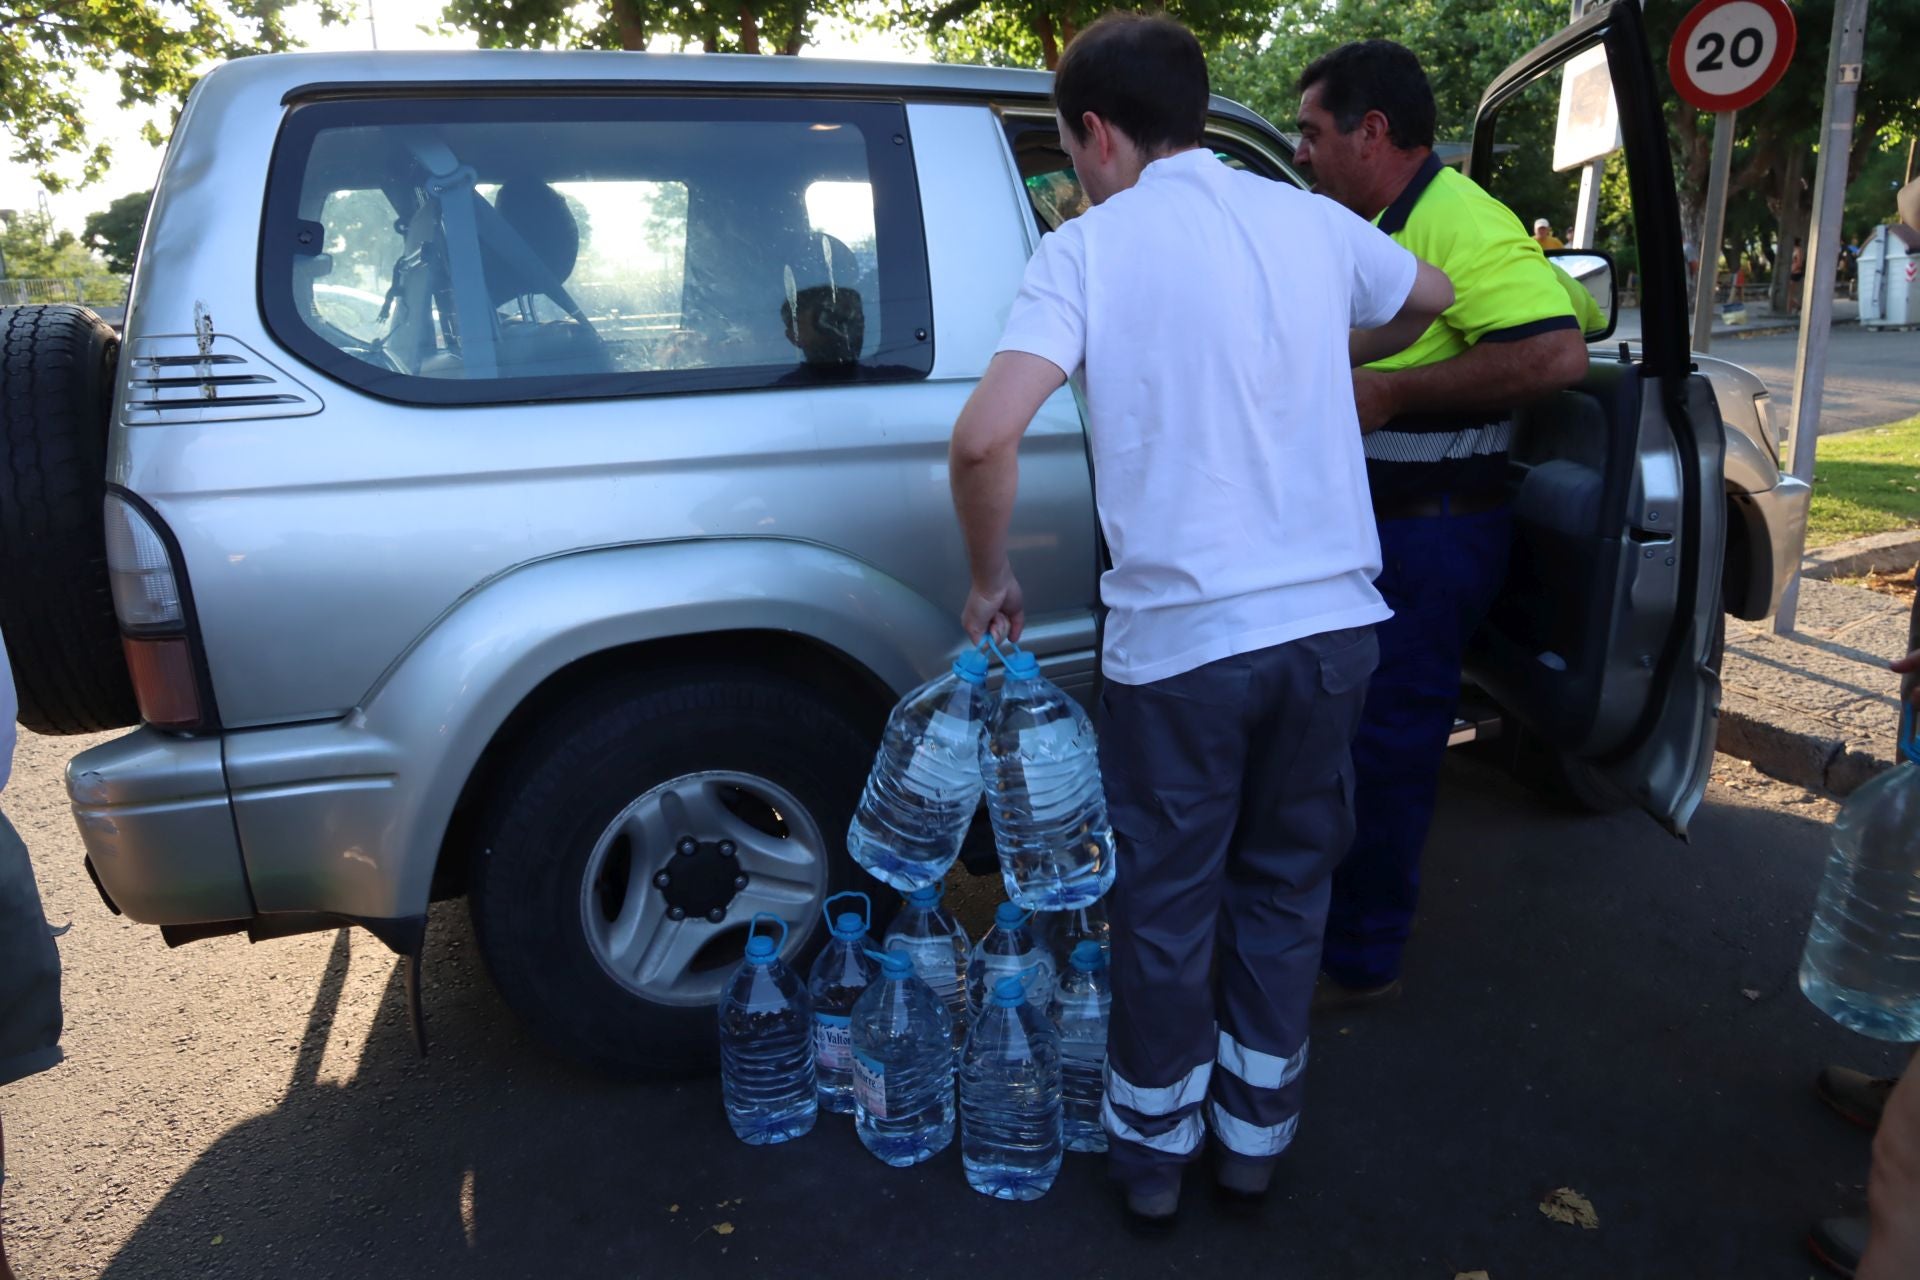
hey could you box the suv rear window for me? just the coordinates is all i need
[262,96,933,404]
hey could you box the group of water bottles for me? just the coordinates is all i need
[717,638,1118,1200]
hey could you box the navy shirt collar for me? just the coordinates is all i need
[1376,151,1445,235]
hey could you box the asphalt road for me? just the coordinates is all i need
[1,727,1909,1280]
[1715,324,1920,438]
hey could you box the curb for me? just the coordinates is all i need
[1802,529,1920,581]
[1717,702,1890,798]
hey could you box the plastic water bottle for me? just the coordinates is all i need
[980,644,1116,911]
[1040,901,1110,973]
[967,901,1055,1019]
[807,891,879,1115]
[884,882,972,1057]
[960,971,1064,1200]
[1046,940,1111,1153]
[1799,705,1920,1041]
[849,946,957,1166]
[848,648,994,891]
[717,913,817,1145]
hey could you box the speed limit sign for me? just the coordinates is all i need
[1669,0,1798,112]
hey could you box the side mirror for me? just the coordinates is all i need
[1545,248,1617,342]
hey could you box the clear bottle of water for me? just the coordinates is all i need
[1046,940,1111,1153]
[967,901,1055,1020]
[850,946,957,1167]
[1799,710,1920,1041]
[884,882,972,1058]
[1040,900,1111,974]
[807,891,879,1115]
[717,913,817,1145]
[848,648,995,891]
[981,645,1116,911]
[960,972,1064,1200]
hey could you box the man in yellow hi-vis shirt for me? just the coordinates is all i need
[1293,39,1590,1004]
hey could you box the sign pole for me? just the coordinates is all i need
[1572,158,1604,249]
[1690,109,1737,353]
[1773,0,1870,635]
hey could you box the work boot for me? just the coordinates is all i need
[1119,1178,1181,1235]
[1807,1215,1868,1278]
[1211,1145,1275,1214]
[1311,974,1403,1013]
[1817,1065,1897,1131]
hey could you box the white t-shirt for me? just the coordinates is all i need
[996,148,1418,685]
[0,626,14,793]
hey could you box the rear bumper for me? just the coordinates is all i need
[1745,475,1813,620]
[65,730,253,926]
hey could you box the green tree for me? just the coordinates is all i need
[440,0,824,53]
[0,0,349,190]
[0,209,102,279]
[890,1,1269,69]
[82,190,153,274]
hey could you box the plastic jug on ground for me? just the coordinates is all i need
[884,881,972,1057]
[806,891,880,1115]
[1046,940,1112,1153]
[960,970,1063,1200]
[717,913,817,1145]
[967,901,1055,1019]
[849,946,957,1166]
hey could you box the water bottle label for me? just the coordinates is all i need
[813,1014,852,1072]
[853,1051,890,1119]
[905,709,977,795]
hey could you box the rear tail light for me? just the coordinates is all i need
[104,493,212,731]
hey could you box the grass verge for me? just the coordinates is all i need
[1805,414,1920,548]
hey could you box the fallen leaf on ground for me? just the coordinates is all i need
[1539,1187,1599,1229]
[1742,988,1762,1001]
[1455,1271,1491,1279]
[715,1223,735,1236]
[211,1235,224,1246]
[668,1204,679,1213]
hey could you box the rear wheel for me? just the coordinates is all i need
[468,668,880,1077]
[0,305,137,734]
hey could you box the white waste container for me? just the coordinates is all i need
[1859,223,1920,329]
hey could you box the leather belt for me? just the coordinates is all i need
[1373,490,1508,521]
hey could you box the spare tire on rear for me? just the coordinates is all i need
[0,305,138,735]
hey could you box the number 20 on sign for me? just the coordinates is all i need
[1668,0,1798,113]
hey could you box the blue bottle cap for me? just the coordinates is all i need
[1070,940,1105,972]
[744,912,786,964]
[1002,648,1040,680]
[822,890,871,939]
[906,883,944,907]
[864,946,915,980]
[832,912,865,939]
[990,973,1029,1008]
[952,646,990,686]
[994,901,1030,929]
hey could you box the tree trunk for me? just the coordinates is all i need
[739,6,760,53]
[609,0,648,50]
[1770,145,1808,314]
[1035,13,1059,69]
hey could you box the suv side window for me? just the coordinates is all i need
[263,96,934,405]
[999,115,1300,234]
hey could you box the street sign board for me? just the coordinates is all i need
[1669,0,1798,112]
[1553,45,1622,171]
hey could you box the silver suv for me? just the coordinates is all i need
[1,1,1808,1074]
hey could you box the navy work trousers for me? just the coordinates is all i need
[1321,504,1513,989]
[1097,626,1378,1194]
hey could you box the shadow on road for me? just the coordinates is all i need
[92,756,1907,1279]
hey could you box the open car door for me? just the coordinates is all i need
[1462,0,1727,836]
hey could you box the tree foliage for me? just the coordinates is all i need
[894,1,1270,70]
[0,0,348,191]
[441,0,824,53]
[82,190,153,274]
[0,209,101,279]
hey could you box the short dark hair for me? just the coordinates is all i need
[1054,12,1209,155]
[1297,40,1437,152]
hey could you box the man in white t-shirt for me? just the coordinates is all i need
[948,13,1451,1226]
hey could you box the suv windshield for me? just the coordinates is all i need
[262,95,934,404]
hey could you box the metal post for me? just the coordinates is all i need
[1691,110,1736,353]
[1775,0,1871,635]
[1573,158,1605,248]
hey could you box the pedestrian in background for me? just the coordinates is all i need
[0,625,65,1280]
[947,11,1451,1227]
[1532,217,1563,250]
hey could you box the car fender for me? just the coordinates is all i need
[222,538,961,921]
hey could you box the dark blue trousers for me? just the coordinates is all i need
[1321,504,1512,989]
[1097,627,1378,1193]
